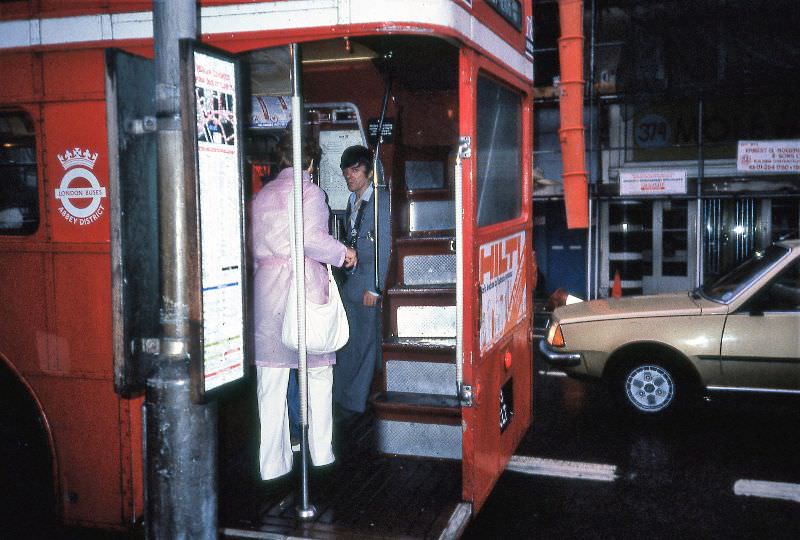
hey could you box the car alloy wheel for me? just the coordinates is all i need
[624,364,675,413]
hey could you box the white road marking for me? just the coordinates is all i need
[218,528,291,539]
[538,370,568,377]
[733,479,800,503]
[507,455,617,482]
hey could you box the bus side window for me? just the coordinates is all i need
[0,111,39,235]
[475,75,522,227]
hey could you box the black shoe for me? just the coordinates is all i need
[290,434,300,451]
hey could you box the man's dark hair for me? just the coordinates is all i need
[339,145,373,173]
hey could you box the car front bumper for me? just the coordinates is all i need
[538,339,583,368]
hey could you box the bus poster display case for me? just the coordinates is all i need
[180,40,248,401]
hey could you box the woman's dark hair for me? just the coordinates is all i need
[275,130,321,171]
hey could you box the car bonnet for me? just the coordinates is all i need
[552,291,709,325]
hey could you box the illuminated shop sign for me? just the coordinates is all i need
[737,140,800,173]
[619,170,687,196]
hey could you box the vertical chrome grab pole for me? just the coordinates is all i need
[372,74,392,293]
[372,163,380,292]
[454,137,470,402]
[289,43,316,521]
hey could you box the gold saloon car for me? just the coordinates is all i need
[540,240,800,415]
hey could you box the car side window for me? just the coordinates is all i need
[769,261,800,311]
[0,111,39,235]
[747,260,800,312]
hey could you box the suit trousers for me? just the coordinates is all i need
[256,365,335,480]
[334,298,379,413]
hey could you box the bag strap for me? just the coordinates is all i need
[345,195,367,248]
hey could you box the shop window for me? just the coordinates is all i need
[703,198,759,280]
[532,1,559,88]
[608,200,649,295]
[0,111,38,235]
[662,200,688,276]
[770,198,799,242]
[476,75,521,227]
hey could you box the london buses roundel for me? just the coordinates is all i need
[54,147,107,226]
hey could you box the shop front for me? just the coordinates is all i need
[596,95,800,297]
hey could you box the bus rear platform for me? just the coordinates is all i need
[218,396,466,540]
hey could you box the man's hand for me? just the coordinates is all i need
[343,246,357,268]
[362,290,379,307]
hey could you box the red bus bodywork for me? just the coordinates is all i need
[0,0,587,531]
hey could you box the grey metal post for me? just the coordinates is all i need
[586,0,595,300]
[695,98,705,287]
[145,1,218,538]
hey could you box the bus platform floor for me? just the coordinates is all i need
[219,410,463,539]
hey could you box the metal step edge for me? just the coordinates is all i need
[375,417,462,459]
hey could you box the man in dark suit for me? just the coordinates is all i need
[334,145,390,416]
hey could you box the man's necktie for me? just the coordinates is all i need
[347,199,361,247]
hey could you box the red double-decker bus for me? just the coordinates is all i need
[0,1,585,536]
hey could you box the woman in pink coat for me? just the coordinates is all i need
[251,136,356,480]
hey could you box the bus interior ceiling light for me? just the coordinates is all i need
[301,39,378,65]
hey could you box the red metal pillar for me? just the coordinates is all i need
[558,0,589,229]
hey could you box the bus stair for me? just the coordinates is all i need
[372,233,462,460]
[218,406,468,539]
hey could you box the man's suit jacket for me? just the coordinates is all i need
[342,185,391,304]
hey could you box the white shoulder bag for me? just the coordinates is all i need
[281,192,349,355]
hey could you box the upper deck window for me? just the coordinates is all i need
[486,0,523,31]
[476,75,522,227]
[0,112,38,235]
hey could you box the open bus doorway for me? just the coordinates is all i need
[218,35,470,537]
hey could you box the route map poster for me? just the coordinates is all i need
[194,49,245,392]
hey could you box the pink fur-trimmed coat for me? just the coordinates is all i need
[251,167,346,368]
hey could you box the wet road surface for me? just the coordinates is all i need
[464,367,800,539]
[53,361,800,539]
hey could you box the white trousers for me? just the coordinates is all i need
[256,365,335,480]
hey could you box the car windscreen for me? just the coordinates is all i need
[700,245,790,303]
